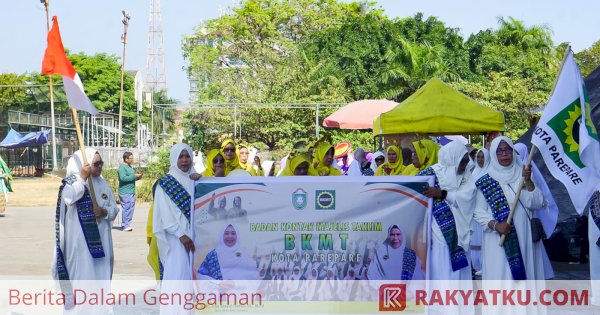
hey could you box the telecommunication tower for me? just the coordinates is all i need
[146,0,167,92]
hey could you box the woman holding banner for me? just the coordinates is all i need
[153,143,195,279]
[473,137,545,281]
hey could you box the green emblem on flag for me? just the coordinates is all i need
[547,89,598,168]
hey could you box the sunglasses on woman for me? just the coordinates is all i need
[93,161,104,167]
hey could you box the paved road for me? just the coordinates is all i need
[0,205,154,279]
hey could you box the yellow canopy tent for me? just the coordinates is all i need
[373,78,504,136]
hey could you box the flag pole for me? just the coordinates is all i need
[42,0,59,171]
[499,45,572,246]
[117,11,131,148]
[71,108,99,209]
[499,145,536,246]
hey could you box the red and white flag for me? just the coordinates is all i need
[42,16,98,115]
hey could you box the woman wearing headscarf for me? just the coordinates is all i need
[370,151,385,174]
[403,139,440,175]
[368,224,424,280]
[198,223,258,280]
[221,139,241,176]
[374,146,404,176]
[237,145,264,176]
[279,152,315,176]
[514,143,555,280]
[153,143,195,314]
[153,143,195,280]
[0,155,13,216]
[419,141,474,315]
[202,149,226,177]
[468,148,490,274]
[52,148,118,313]
[419,141,472,279]
[473,137,545,281]
[312,141,342,176]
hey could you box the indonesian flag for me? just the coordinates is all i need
[42,16,98,115]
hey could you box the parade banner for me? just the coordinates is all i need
[192,176,433,287]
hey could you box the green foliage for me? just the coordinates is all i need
[453,72,548,140]
[137,150,171,202]
[180,3,577,148]
[575,40,600,77]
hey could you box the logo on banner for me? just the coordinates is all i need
[292,188,307,210]
[379,284,406,311]
[315,190,335,210]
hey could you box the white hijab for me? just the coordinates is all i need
[431,141,468,191]
[371,151,385,173]
[169,143,194,196]
[215,224,258,280]
[66,148,99,177]
[471,148,490,181]
[488,136,523,184]
[514,143,559,236]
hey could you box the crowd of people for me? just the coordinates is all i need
[49,134,565,313]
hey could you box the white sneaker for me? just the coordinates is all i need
[123,227,133,232]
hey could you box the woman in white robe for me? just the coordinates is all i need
[473,137,545,281]
[469,148,490,273]
[514,143,555,279]
[153,143,195,314]
[473,137,547,315]
[52,148,119,314]
[423,140,473,281]
[423,141,474,315]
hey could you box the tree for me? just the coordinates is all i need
[181,0,357,150]
[576,39,600,77]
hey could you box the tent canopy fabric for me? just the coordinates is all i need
[0,129,51,149]
[323,99,397,129]
[373,78,505,136]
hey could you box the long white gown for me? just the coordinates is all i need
[152,143,195,315]
[427,141,474,315]
[473,137,547,315]
[52,149,119,315]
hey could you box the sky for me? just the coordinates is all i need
[2,0,600,104]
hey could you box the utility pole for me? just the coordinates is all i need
[117,10,131,148]
[41,0,58,171]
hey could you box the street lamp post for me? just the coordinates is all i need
[117,10,131,148]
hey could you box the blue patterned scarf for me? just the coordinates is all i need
[55,175,105,306]
[158,174,191,222]
[401,248,417,281]
[197,249,223,280]
[591,191,600,247]
[418,167,469,271]
[374,245,417,281]
[475,174,526,280]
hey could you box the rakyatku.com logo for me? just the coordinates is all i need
[379,284,406,311]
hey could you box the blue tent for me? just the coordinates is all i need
[0,129,51,149]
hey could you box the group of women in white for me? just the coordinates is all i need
[52,134,579,314]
